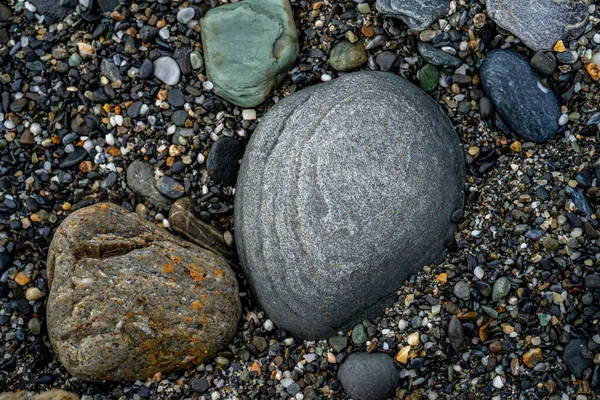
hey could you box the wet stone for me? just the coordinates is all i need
[481,50,561,142]
[126,160,173,210]
[155,176,186,200]
[564,339,593,379]
[376,0,449,31]
[206,138,244,186]
[329,41,367,72]
[337,352,400,400]
[418,42,462,68]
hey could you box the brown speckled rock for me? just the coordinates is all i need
[46,203,241,381]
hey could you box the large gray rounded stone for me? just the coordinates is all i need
[487,0,588,52]
[47,203,241,381]
[234,71,465,339]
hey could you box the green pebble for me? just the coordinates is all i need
[419,63,439,93]
[538,313,551,327]
[357,3,371,13]
[190,51,203,70]
[329,41,367,72]
[68,54,82,67]
[492,276,511,302]
[351,323,367,345]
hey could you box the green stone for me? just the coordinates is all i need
[357,3,371,13]
[538,313,551,327]
[329,41,367,72]
[419,63,439,93]
[190,51,203,70]
[68,54,82,67]
[351,324,367,345]
[542,236,559,250]
[492,277,511,302]
[200,0,299,107]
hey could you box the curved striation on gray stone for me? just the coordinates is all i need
[337,352,400,400]
[376,0,448,31]
[487,0,588,51]
[481,50,561,143]
[234,71,465,339]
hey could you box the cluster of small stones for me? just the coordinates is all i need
[0,0,599,399]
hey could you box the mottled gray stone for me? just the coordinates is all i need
[487,0,588,51]
[47,203,241,381]
[28,0,75,21]
[481,50,561,143]
[235,71,465,339]
[126,160,173,210]
[337,352,400,400]
[376,0,448,31]
[418,42,462,68]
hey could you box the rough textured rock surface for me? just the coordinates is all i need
[487,0,588,51]
[200,0,299,107]
[235,71,465,339]
[376,0,449,31]
[46,203,241,381]
[337,352,400,400]
[169,197,237,264]
[481,50,561,143]
[0,390,78,400]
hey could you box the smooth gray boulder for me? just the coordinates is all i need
[376,0,448,31]
[234,71,465,339]
[487,0,588,51]
[337,352,400,400]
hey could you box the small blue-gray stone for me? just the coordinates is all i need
[337,352,400,400]
[481,50,561,143]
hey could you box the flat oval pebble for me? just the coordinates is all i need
[153,56,181,86]
[235,71,465,339]
[481,50,561,143]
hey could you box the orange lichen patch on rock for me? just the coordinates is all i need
[98,204,110,210]
[162,263,175,274]
[214,269,225,278]
[191,300,204,310]
[189,263,205,282]
[170,255,182,264]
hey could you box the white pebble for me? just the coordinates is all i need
[321,74,332,82]
[592,52,600,67]
[242,109,257,120]
[30,122,41,135]
[474,266,484,279]
[203,81,214,91]
[3,120,15,129]
[24,1,36,12]
[162,219,170,228]
[105,133,115,146]
[159,27,170,40]
[493,376,504,388]
[197,153,205,164]
[559,113,569,126]
[594,33,600,44]
[177,7,195,24]
[264,319,274,331]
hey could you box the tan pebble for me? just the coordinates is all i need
[523,348,542,368]
[327,352,336,364]
[26,287,44,301]
[395,345,410,364]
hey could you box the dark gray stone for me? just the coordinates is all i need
[448,315,464,350]
[486,0,588,51]
[418,42,462,68]
[29,0,75,21]
[97,0,119,13]
[139,25,158,42]
[481,50,561,143]
[584,274,600,289]
[100,58,123,82]
[59,147,88,169]
[155,176,186,200]
[564,339,593,379]
[139,59,154,80]
[376,0,449,30]
[530,52,556,76]
[337,353,400,400]
[126,160,173,210]
[206,138,243,186]
[234,72,465,339]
